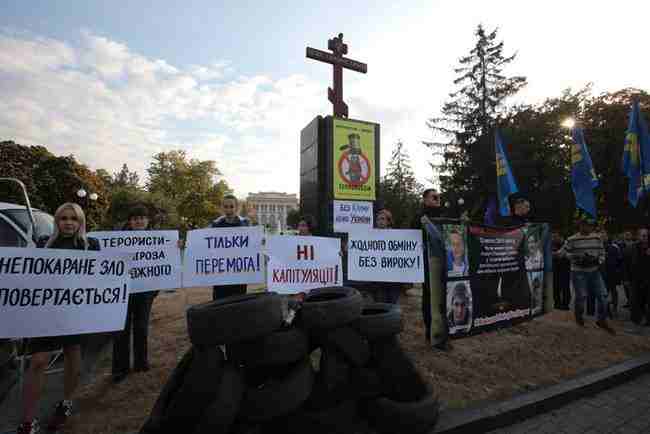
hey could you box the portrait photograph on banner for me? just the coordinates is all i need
[443,224,469,278]
[446,280,473,335]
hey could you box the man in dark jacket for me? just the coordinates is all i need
[552,231,571,310]
[623,228,650,327]
[601,231,624,318]
[411,188,447,348]
[210,195,250,300]
[498,193,531,226]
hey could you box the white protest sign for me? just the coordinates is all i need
[0,247,130,338]
[348,229,424,283]
[333,200,373,233]
[267,235,342,294]
[183,226,264,287]
[88,230,181,293]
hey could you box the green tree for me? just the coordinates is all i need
[286,208,301,229]
[147,150,229,228]
[426,25,527,215]
[379,141,422,227]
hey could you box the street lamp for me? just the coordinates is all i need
[76,188,87,199]
[561,118,576,129]
[457,198,465,206]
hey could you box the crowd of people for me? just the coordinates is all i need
[12,189,650,433]
[553,222,650,334]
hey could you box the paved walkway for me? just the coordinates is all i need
[489,373,650,434]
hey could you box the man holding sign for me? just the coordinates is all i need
[6,203,128,434]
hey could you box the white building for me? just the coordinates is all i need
[247,192,299,233]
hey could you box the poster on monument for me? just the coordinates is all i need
[332,118,376,200]
[333,200,373,233]
[443,223,548,337]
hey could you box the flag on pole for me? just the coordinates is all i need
[495,130,519,216]
[571,127,598,218]
[622,98,650,207]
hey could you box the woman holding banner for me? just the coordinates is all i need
[17,203,100,434]
[363,209,406,304]
[111,205,159,384]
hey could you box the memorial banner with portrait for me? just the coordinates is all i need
[442,222,549,337]
[332,118,376,200]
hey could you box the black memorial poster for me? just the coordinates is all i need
[443,223,548,337]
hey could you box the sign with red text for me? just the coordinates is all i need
[88,230,181,293]
[267,235,342,294]
[0,247,130,338]
[347,229,424,282]
[183,227,265,287]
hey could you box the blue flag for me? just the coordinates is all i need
[622,99,650,207]
[495,130,519,216]
[571,127,598,218]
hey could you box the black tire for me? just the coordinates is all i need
[354,302,402,340]
[187,293,283,346]
[351,367,383,399]
[362,395,440,434]
[320,326,370,367]
[278,400,360,434]
[139,348,193,434]
[300,286,363,331]
[227,327,309,368]
[306,348,351,410]
[320,346,350,392]
[164,346,225,432]
[372,338,428,403]
[193,363,245,434]
[240,358,314,421]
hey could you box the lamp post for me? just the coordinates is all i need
[76,188,98,211]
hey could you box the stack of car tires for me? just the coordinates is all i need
[140,287,439,434]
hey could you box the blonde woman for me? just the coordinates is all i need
[17,203,100,434]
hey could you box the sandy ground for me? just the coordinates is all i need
[61,288,650,433]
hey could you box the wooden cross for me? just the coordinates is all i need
[306,33,367,118]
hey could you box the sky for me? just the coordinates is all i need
[1,0,649,198]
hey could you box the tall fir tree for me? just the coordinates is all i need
[380,141,422,227]
[425,25,526,215]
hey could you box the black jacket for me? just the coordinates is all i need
[37,235,100,251]
[210,215,250,228]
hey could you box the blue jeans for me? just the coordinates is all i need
[572,270,608,321]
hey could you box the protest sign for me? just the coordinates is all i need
[333,200,373,233]
[183,226,264,287]
[88,230,181,293]
[267,235,342,294]
[441,223,549,337]
[347,229,423,282]
[0,247,130,338]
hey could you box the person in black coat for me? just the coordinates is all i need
[411,189,448,348]
[210,195,250,300]
[552,231,571,310]
[111,205,160,383]
[18,203,100,434]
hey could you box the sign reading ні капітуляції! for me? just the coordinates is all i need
[347,229,424,283]
[0,247,130,338]
[88,230,181,293]
[267,235,342,294]
[333,200,373,233]
[442,223,547,337]
[333,118,376,201]
[183,226,265,287]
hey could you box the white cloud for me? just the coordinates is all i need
[0,31,324,197]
